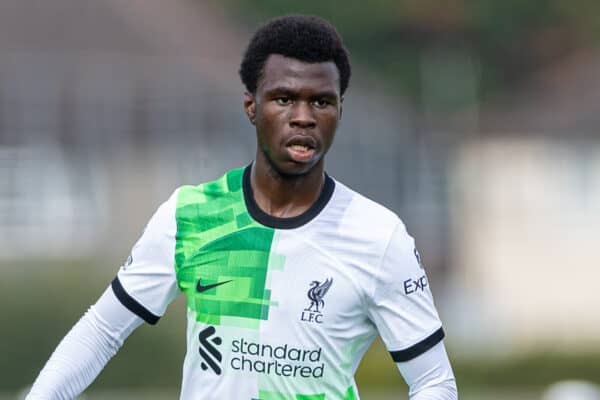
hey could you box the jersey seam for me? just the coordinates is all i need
[367,220,402,310]
[171,186,183,289]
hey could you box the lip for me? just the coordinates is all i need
[283,134,318,163]
[286,145,316,163]
[285,134,317,148]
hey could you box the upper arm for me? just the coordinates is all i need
[366,222,445,362]
[112,188,181,325]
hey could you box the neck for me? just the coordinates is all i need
[251,154,325,218]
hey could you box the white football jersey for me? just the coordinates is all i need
[113,165,444,399]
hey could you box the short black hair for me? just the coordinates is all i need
[239,15,351,95]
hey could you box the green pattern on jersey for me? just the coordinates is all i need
[344,385,358,400]
[174,167,279,326]
[258,389,324,400]
[257,385,356,399]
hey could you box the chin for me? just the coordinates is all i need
[270,159,318,178]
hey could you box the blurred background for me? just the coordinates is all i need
[1,1,599,399]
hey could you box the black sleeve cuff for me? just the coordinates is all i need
[111,277,160,325]
[389,327,445,362]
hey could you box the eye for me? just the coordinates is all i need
[275,97,291,106]
[313,98,330,108]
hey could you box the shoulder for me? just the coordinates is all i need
[331,178,402,235]
[317,178,406,265]
[177,167,245,204]
[171,167,248,231]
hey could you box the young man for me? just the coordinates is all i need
[28,15,457,399]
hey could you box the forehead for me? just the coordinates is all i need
[258,54,340,95]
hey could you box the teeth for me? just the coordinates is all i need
[290,144,309,151]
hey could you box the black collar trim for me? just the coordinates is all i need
[242,164,335,229]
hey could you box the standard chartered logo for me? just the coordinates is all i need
[198,326,223,375]
[198,326,325,378]
[230,338,324,378]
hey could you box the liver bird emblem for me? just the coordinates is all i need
[305,278,333,313]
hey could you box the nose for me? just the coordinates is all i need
[289,101,316,129]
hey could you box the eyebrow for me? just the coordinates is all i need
[264,86,338,100]
[263,87,296,97]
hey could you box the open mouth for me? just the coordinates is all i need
[289,144,312,152]
[285,136,317,162]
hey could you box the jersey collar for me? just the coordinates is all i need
[242,164,335,229]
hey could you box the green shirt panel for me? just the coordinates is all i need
[174,167,276,326]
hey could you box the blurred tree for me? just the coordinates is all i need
[213,0,599,107]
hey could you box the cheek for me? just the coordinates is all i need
[255,110,286,153]
[321,112,340,140]
[256,105,285,133]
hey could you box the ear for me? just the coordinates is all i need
[244,92,256,125]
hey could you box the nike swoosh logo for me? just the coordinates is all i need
[196,279,233,293]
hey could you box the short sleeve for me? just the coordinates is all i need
[367,222,445,362]
[112,188,181,325]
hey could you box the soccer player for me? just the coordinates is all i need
[27,15,457,399]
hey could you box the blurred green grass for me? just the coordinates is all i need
[3,260,599,396]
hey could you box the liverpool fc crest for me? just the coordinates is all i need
[300,278,333,324]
